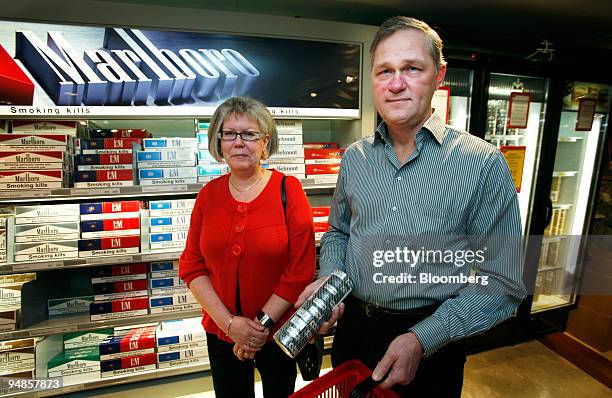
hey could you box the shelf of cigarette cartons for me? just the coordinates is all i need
[0,179,336,204]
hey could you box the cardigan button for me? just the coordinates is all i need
[231,244,242,256]
[235,223,245,233]
[237,204,248,213]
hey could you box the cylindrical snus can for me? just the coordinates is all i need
[274,269,352,358]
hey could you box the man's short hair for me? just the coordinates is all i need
[208,96,279,162]
[370,16,447,72]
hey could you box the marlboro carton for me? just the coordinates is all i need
[11,120,77,134]
[90,296,149,321]
[14,204,79,224]
[63,329,114,350]
[14,222,80,243]
[48,296,94,317]
[14,240,78,262]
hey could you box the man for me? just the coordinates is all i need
[296,16,526,397]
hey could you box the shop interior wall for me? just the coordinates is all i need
[0,0,378,143]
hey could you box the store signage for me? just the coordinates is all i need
[0,21,360,118]
[500,146,526,192]
[432,86,450,123]
[507,92,531,129]
[575,98,596,131]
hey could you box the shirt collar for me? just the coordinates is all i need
[373,112,447,146]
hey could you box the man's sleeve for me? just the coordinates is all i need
[410,150,527,356]
[319,156,352,277]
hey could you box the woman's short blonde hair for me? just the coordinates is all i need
[207,97,279,162]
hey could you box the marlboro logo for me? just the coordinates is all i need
[15,173,41,182]
[14,28,259,106]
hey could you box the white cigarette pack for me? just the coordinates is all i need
[80,149,133,155]
[157,355,208,369]
[101,364,156,378]
[269,145,305,159]
[14,223,80,243]
[137,160,195,168]
[278,134,304,145]
[149,260,179,278]
[265,163,306,175]
[137,150,196,162]
[15,204,79,219]
[275,120,303,135]
[138,167,197,180]
[14,241,78,262]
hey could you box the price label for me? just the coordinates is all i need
[13,261,63,271]
[142,185,188,193]
[85,256,132,265]
[0,190,51,199]
[142,252,179,261]
[71,188,120,196]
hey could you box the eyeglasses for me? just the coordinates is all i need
[218,130,263,141]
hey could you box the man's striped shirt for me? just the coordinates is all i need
[319,112,526,356]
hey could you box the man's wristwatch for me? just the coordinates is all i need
[257,311,275,329]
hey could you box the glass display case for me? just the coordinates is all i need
[441,67,474,131]
[484,73,549,231]
[532,81,611,312]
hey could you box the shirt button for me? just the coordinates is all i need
[392,206,398,212]
[237,204,248,213]
[397,176,402,181]
[235,223,245,233]
[231,244,242,256]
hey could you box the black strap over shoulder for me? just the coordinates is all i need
[281,175,287,216]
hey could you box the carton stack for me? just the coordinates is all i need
[138,138,198,186]
[0,133,72,190]
[265,120,305,179]
[47,345,101,384]
[74,138,141,188]
[99,325,157,378]
[13,204,80,262]
[0,338,36,387]
[312,206,331,241]
[304,148,344,184]
[0,273,36,331]
[155,318,208,369]
[89,264,150,321]
[195,122,228,182]
[148,261,197,314]
[144,199,195,252]
[78,200,142,258]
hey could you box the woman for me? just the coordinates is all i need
[179,97,316,398]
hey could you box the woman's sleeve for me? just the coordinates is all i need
[273,176,316,303]
[179,189,210,288]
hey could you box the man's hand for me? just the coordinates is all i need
[372,332,424,389]
[295,278,345,334]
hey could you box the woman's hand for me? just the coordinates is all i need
[227,316,269,347]
[233,342,262,361]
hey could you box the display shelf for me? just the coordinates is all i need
[552,203,573,210]
[484,134,524,140]
[0,250,183,275]
[0,180,335,204]
[0,308,202,341]
[558,137,584,143]
[552,171,579,177]
[537,265,563,272]
[6,361,211,398]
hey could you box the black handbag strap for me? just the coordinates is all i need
[281,175,287,216]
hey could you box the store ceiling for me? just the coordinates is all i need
[109,0,612,50]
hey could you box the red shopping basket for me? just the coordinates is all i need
[290,360,399,398]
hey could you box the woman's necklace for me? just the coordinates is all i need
[229,170,264,192]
